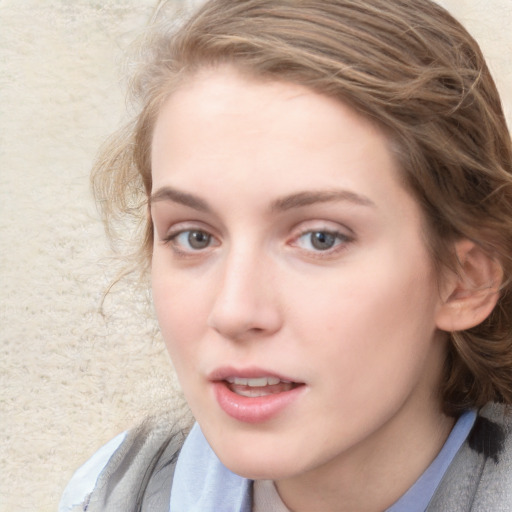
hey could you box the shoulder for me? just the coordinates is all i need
[428,403,512,512]
[470,403,512,510]
[59,416,189,512]
[58,431,127,512]
[468,402,512,464]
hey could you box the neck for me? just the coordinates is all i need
[275,397,455,512]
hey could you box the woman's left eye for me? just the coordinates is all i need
[294,230,349,252]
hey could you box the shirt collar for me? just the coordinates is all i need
[386,409,477,512]
[170,423,252,512]
[170,410,477,512]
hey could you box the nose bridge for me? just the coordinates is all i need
[207,238,281,339]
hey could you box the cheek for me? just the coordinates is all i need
[288,252,440,378]
[151,259,209,366]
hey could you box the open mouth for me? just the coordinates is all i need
[224,376,302,397]
[211,373,306,423]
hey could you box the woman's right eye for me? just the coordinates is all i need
[165,229,217,252]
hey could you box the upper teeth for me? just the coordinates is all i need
[226,376,283,386]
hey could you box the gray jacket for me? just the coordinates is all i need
[75,403,512,512]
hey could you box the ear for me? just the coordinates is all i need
[436,240,503,332]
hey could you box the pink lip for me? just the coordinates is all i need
[209,366,306,424]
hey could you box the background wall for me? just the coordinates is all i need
[1,1,510,511]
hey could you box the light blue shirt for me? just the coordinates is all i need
[387,409,476,511]
[170,423,252,512]
[170,410,476,512]
[59,410,477,512]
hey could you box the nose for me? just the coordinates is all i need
[207,247,282,341]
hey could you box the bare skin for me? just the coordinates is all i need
[150,66,457,511]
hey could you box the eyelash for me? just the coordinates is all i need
[162,228,218,256]
[161,226,354,258]
[290,229,352,255]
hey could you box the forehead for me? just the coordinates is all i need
[153,67,349,152]
[149,65,422,227]
[151,66,395,179]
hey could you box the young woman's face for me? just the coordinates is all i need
[150,67,449,481]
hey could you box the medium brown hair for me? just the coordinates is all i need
[93,0,512,416]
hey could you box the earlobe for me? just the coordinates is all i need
[435,240,503,332]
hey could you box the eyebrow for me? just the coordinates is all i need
[149,186,375,213]
[270,190,375,212]
[150,186,211,212]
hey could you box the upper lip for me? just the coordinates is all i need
[208,366,301,384]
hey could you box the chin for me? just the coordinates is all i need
[225,457,298,481]
[212,435,304,481]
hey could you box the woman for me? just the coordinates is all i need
[60,0,512,510]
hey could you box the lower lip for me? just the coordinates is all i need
[212,381,305,424]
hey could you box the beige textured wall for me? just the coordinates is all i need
[0,1,510,511]
[0,2,191,511]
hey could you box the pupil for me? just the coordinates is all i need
[312,232,335,250]
[188,231,210,249]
